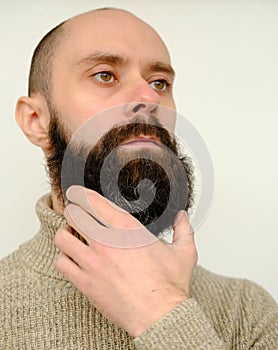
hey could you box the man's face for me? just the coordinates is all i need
[50,10,176,135]
[46,10,193,235]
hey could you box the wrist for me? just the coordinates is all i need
[129,295,189,337]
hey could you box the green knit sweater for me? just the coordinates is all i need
[0,194,277,349]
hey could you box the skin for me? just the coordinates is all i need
[15,9,197,337]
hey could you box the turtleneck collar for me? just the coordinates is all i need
[17,192,174,281]
[18,193,67,281]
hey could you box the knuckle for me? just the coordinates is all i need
[54,228,66,246]
[82,252,95,269]
[55,254,65,272]
[192,248,198,264]
[184,243,198,262]
[53,233,61,247]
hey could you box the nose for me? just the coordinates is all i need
[123,102,159,118]
[123,80,160,118]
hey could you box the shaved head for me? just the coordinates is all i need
[28,8,160,108]
[28,21,65,104]
[24,6,183,220]
[28,8,120,103]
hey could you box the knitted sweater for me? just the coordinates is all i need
[0,194,277,350]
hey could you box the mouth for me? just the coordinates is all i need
[120,135,161,148]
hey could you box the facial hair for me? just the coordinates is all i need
[47,111,194,236]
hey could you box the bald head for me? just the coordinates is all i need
[28,20,65,103]
[28,8,169,108]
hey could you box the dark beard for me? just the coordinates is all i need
[47,113,194,236]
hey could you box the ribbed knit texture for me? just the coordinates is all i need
[0,193,277,349]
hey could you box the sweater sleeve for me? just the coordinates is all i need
[134,280,278,350]
[133,298,228,350]
[242,279,278,349]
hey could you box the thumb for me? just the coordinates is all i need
[172,210,195,247]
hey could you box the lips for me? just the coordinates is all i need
[121,135,161,146]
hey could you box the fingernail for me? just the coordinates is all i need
[66,185,85,201]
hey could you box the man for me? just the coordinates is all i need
[0,7,277,350]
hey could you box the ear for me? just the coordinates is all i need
[15,95,51,150]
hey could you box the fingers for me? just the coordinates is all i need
[172,211,197,260]
[54,225,90,269]
[64,203,108,244]
[65,202,157,249]
[66,185,141,229]
[55,251,84,283]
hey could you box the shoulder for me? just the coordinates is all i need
[191,265,278,336]
[0,250,29,295]
[0,250,29,319]
[0,249,26,284]
[192,265,276,304]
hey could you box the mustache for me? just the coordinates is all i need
[47,111,195,236]
[86,115,177,157]
[58,116,179,207]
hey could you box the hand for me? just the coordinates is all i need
[54,186,198,337]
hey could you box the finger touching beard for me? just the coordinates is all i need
[47,115,194,236]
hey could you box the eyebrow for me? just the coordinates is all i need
[76,52,128,68]
[147,62,175,79]
[76,51,175,78]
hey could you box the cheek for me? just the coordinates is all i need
[162,94,176,110]
[57,103,106,135]
[70,96,124,132]
[59,103,128,147]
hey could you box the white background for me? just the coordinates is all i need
[0,0,277,301]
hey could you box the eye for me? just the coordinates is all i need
[149,79,169,91]
[93,71,115,83]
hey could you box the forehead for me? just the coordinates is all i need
[55,10,171,67]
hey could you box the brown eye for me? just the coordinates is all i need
[150,80,168,91]
[94,71,115,83]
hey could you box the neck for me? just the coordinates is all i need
[51,191,65,215]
